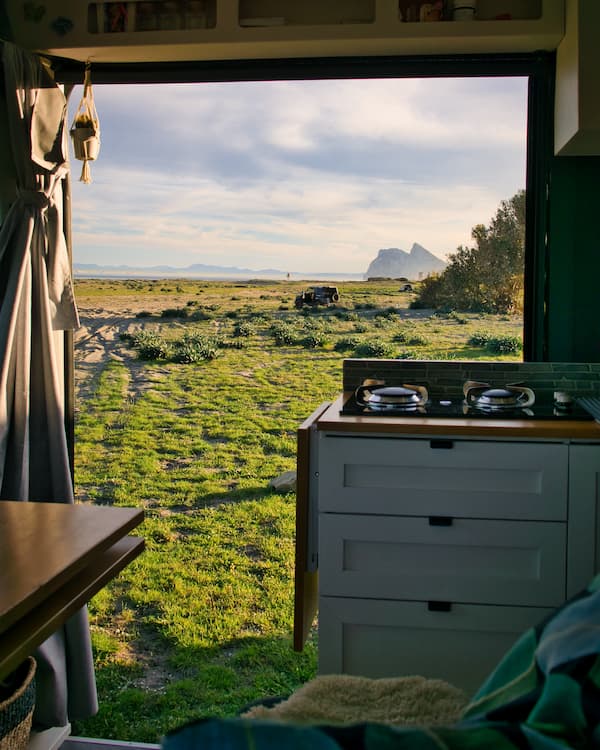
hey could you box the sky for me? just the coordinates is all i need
[68,76,528,275]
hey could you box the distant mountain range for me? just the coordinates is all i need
[73,262,365,281]
[74,245,446,281]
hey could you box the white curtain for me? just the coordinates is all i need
[0,41,98,728]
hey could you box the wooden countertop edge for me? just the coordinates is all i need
[316,394,600,440]
[0,504,145,634]
[0,536,145,681]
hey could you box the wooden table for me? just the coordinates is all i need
[0,501,144,680]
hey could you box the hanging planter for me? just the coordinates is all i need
[0,657,36,750]
[70,63,100,184]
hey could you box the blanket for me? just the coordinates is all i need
[162,574,600,749]
[241,674,467,726]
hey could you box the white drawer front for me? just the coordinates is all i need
[319,436,568,520]
[319,514,566,606]
[318,596,552,695]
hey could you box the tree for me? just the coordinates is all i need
[413,190,526,314]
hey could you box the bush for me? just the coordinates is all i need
[233,321,256,337]
[135,310,152,318]
[131,331,173,360]
[334,336,360,352]
[161,307,189,318]
[486,335,522,354]
[393,330,429,346]
[468,331,492,347]
[353,340,394,358]
[173,333,219,363]
[468,331,522,354]
[353,322,369,333]
[270,322,297,346]
[301,332,328,349]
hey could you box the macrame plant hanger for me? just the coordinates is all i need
[69,62,101,183]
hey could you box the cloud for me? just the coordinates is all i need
[69,76,527,273]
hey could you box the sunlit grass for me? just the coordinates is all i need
[72,279,521,741]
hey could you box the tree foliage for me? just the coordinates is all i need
[413,190,526,314]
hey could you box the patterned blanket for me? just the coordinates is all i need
[162,575,600,749]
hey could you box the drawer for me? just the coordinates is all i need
[319,514,566,606]
[318,596,552,695]
[318,436,568,520]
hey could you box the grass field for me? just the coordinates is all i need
[72,278,522,742]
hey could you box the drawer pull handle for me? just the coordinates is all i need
[428,601,452,612]
[429,516,453,526]
[430,439,454,449]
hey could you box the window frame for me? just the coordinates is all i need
[55,51,555,360]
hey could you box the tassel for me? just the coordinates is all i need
[79,160,92,184]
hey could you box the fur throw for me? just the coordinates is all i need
[241,674,467,727]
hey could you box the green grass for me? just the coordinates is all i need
[72,278,522,741]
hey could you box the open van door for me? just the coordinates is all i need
[293,402,329,650]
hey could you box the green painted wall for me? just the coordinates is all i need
[546,156,600,361]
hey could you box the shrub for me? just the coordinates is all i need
[353,340,394,358]
[270,322,297,346]
[301,332,328,349]
[486,335,522,354]
[353,323,369,333]
[135,310,152,318]
[161,307,189,319]
[468,331,522,354]
[374,308,397,320]
[334,337,360,352]
[173,333,219,363]
[468,331,492,347]
[131,331,172,360]
[233,321,256,337]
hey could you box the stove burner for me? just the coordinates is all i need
[355,383,428,409]
[464,381,535,410]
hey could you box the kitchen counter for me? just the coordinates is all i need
[0,501,144,680]
[317,394,600,440]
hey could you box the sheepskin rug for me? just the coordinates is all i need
[241,674,467,727]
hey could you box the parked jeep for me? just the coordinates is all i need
[295,286,340,308]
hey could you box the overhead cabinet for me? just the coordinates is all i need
[554,0,600,155]
[5,0,565,63]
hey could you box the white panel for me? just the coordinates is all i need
[319,437,568,520]
[567,444,600,596]
[318,597,552,695]
[319,514,566,605]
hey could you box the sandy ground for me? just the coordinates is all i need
[73,296,156,401]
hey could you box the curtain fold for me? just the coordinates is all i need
[0,41,98,728]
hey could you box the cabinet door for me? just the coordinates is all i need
[319,436,568,520]
[319,514,566,606]
[567,445,600,597]
[318,596,552,695]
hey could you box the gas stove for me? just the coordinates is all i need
[341,381,595,421]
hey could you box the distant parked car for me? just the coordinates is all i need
[295,286,340,308]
